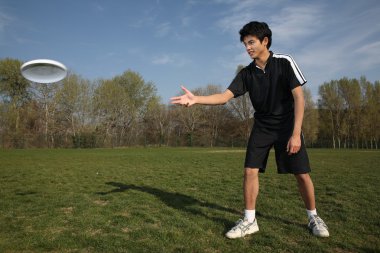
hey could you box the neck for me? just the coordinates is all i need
[255,50,270,69]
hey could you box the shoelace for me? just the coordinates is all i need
[231,219,244,231]
[310,216,328,230]
[232,219,252,232]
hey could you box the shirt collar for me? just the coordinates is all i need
[253,51,273,72]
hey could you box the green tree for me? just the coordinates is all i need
[93,70,157,147]
[318,80,345,148]
[302,87,318,147]
[0,58,30,143]
[361,78,380,149]
[0,58,29,135]
[338,78,362,148]
[0,58,30,106]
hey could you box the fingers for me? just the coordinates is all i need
[170,85,192,106]
[288,145,301,155]
[170,96,190,106]
[170,96,181,101]
[287,135,302,155]
[170,96,181,104]
[181,85,188,92]
[170,86,188,103]
[292,147,300,154]
[287,141,301,155]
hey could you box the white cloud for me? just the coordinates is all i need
[0,11,12,32]
[14,37,41,45]
[92,3,105,12]
[155,22,171,38]
[152,53,190,67]
[217,51,250,71]
[0,10,14,45]
[152,54,173,65]
[214,1,328,51]
[216,9,251,34]
[181,16,192,27]
[270,4,324,45]
[215,0,283,34]
[128,6,158,29]
[355,41,380,69]
[293,2,380,86]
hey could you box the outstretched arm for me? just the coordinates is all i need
[170,86,234,107]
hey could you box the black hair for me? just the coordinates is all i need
[239,21,272,49]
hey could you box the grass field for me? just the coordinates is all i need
[0,148,379,253]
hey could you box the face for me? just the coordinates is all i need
[243,35,268,60]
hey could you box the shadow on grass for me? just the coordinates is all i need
[257,212,306,230]
[97,181,240,231]
[15,191,38,196]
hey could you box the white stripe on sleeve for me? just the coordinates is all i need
[273,53,307,84]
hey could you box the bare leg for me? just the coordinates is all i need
[294,173,316,210]
[225,169,261,238]
[244,168,260,210]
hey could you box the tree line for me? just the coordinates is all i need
[0,58,379,149]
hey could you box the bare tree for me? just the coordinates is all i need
[173,87,205,146]
[143,98,172,146]
[32,83,61,147]
[55,73,92,146]
[227,65,254,144]
[196,84,231,147]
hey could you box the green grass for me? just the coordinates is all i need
[0,148,379,253]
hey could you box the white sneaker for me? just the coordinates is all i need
[308,215,329,237]
[225,218,259,239]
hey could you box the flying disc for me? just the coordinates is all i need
[20,59,67,83]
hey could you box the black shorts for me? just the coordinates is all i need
[244,126,311,174]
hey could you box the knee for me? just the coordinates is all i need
[295,173,311,185]
[244,168,259,179]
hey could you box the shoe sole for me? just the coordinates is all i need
[225,227,259,239]
[309,228,329,238]
[313,232,329,238]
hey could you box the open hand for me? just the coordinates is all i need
[170,86,196,107]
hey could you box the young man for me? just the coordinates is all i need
[171,21,329,239]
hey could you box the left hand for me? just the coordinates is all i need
[287,134,301,155]
[170,86,196,107]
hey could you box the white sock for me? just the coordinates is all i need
[306,209,317,219]
[244,209,256,223]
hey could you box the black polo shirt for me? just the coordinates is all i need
[228,51,307,131]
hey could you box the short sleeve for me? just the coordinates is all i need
[286,55,307,90]
[227,69,247,98]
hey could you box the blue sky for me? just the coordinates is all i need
[1,0,379,103]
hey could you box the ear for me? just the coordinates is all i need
[262,37,269,48]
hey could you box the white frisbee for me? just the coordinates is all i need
[20,59,67,83]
